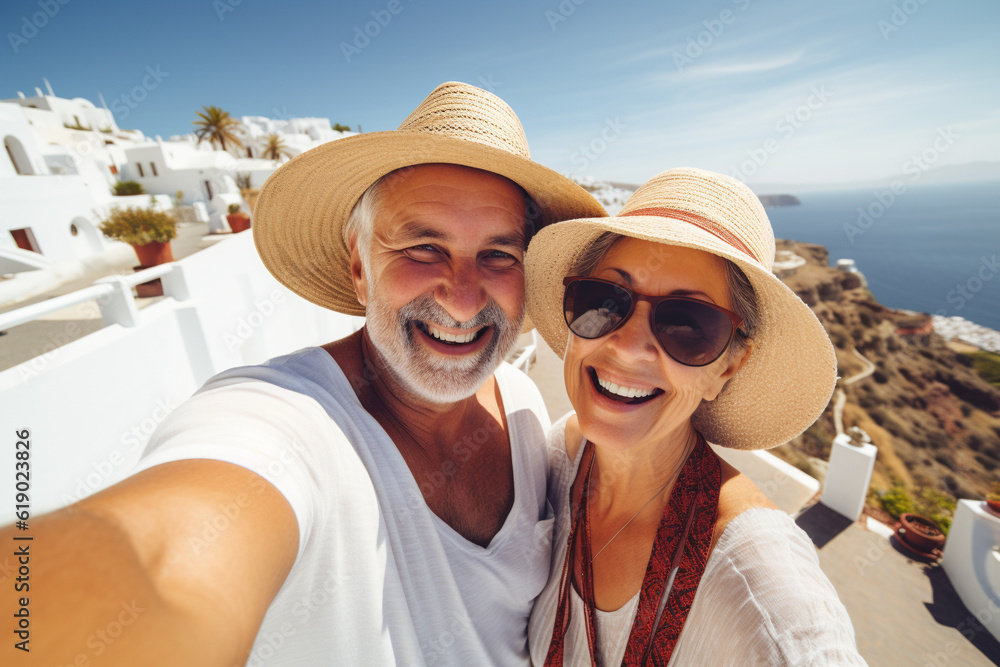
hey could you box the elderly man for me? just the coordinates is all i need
[2,83,604,666]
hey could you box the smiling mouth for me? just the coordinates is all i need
[414,321,490,345]
[588,367,664,405]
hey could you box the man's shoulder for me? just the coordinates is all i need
[199,346,341,397]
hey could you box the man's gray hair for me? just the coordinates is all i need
[572,232,760,354]
[343,176,388,278]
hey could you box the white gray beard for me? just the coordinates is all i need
[364,283,524,404]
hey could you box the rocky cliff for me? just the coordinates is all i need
[772,240,1000,498]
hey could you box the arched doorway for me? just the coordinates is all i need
[70,217,104,254]
[4,135,34,175]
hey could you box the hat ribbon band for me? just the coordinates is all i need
[620,207,760,264]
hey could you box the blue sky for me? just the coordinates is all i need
[2,0,997,187]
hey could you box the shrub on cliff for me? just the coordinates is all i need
[970,351,1000,388]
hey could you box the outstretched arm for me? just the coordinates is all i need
[1,458,298,666]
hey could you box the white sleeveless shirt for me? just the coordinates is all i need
[134,346,554,666]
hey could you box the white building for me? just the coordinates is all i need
[120,138,244,204]
[238,115,353,166]
[0,88,131,274]
[1,81,354,287]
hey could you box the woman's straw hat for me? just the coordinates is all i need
[252,81,606,316]
[525,167,837,450]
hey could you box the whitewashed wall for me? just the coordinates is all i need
[0,174,111,262]
[1,104,48,177]
[0,232,362,519]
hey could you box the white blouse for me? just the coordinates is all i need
[529,414,868,666]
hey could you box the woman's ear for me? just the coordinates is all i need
[349,237,368,307]
[703,342,753,402]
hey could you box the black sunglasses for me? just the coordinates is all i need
[563,277,745,367]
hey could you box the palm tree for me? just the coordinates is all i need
[261,133,292,162]
[192,106,243,154]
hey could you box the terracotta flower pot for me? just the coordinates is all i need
[133,265,163,297]
[987,499,1000,515]
[898,513,945,554]
[227,213,251,233]
[131,241,174,267]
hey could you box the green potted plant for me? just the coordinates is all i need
[112,180,145,196]
[98,201,178,268]
[227,202,251,233]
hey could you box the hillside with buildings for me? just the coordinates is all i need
[1,82,353,301]
[773,240,1000,499]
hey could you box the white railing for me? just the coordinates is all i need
[0,232,362,518]
[712,446,821,516]
[0,263,191,331]
[0,284,113,329]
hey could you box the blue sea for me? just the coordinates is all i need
[765,181,1000,331]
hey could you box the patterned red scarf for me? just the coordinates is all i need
[544,432,721,666]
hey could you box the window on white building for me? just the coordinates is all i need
[150,161,158,176]
[10,228,42,253]
[137,163,144,178]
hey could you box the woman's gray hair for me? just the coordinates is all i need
[571,231,760,354]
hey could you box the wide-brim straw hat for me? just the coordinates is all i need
[525,167,837,450]
[253,81,607,317]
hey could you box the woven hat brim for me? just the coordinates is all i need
[525,216,837,451]
[252,131,608,320]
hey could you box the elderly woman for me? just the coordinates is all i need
[526,168,866,665]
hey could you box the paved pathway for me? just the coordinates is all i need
[799,505,1000,666]
[835,346,878,435]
